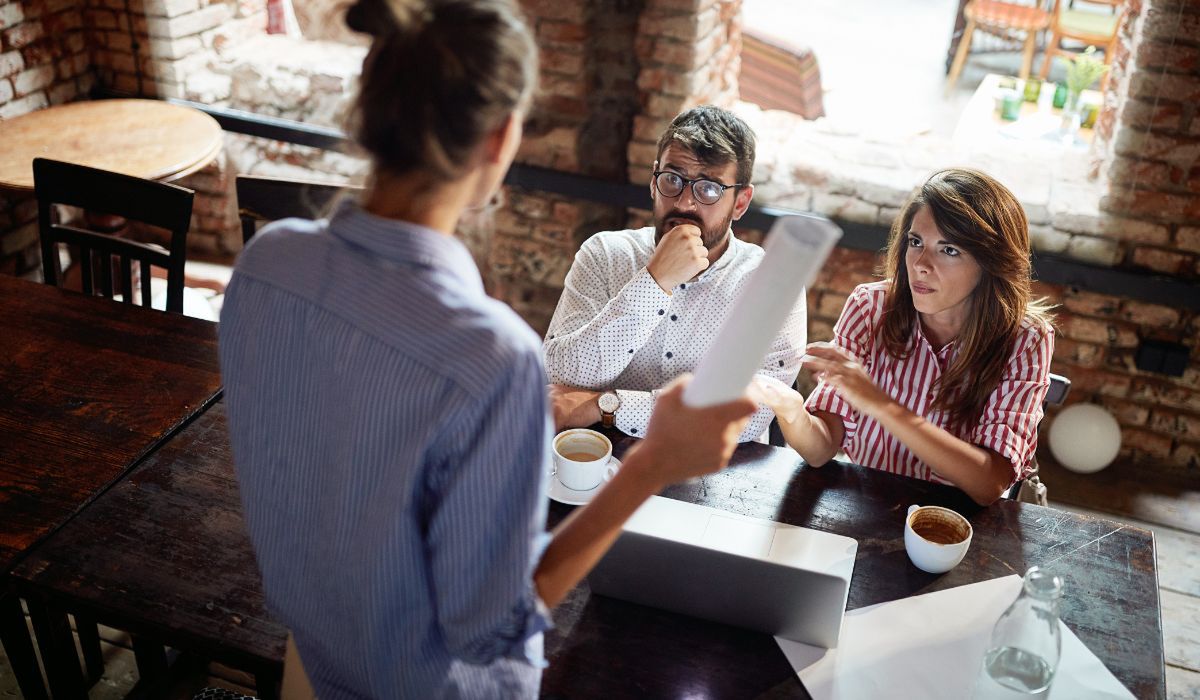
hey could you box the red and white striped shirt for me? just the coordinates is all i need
[805,281,1054,485]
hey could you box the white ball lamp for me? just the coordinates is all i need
[1048,403,1122,474]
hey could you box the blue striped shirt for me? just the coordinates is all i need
[219,201,553,699]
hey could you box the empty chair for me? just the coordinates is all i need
[1038,0,1126,92]
[35,158,194,314]
[236,174,355,245]
[946,0,1052,94]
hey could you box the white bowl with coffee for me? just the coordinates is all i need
[904,505,973,574]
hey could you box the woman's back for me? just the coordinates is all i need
[220,202,553,697]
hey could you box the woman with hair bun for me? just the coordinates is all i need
[753,168,1054,506]
[218,0,753,697]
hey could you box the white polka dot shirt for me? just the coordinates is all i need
[543,226,807,441]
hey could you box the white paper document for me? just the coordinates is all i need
[683,214,841,407]
[776,575,1136,700]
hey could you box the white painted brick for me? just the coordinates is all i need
[1030,225,1070,254]
[0,49,24,79]
[0,78,12,103]
[0,3,25,27]
[1066,234,1122,266]
[811,192,880,225]
[0,91,48,119]
[13,65,54,97]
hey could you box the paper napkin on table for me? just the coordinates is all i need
[776,575,1135,700]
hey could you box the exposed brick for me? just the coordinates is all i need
[0,90,46,118]
[1114,128,1200,168]
[536,20,585,43]
[1067,367,1133,398]
[1136,39,1200,74]
[1130,378,1200,411]
[1141,4,1200,43]
[538,47,584,77]
[1150,409,1200,439]
[1131,245,1193,275]
[0,222,36,256]
[1120,300,1182,327]
[1107,157,1194,196]
[1066,234,1122,266]
[1178,226,1200,253]
[0,3,25,27]
[46,79,76,105]
[1062,288,1119,317]
[1169,441,1200,473]
[521,0,585,22]
[2,21,43,49]
[144,0,201,17]
[1098,397,1150,427]
[1052,337,1107,369]
[1102,187,1200,224]
[12,64,53,96]
[1121,427,1173,460]
[1059,316,1138,347]
[0,49,22,79]
[0,77,11,102]
[87,8,118,29]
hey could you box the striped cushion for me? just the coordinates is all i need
[739,29,825,119]
[967,0,1051,30]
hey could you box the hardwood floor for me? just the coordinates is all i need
[1045,450,1200,700]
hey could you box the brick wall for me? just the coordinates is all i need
[0,0,93,276]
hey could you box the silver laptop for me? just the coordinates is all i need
[587,496,858,648]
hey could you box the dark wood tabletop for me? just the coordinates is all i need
[0,273,221,571]
[542,434,1165,700]
[10,401,287,695]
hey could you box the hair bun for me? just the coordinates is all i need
[345,0,431,38]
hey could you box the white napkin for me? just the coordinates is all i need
[777,575,1136,700]
[683,215,840,407]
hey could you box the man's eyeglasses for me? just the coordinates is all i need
[653,171,744,206]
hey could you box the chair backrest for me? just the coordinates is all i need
[34,158,194,313]
[236,175,356,244]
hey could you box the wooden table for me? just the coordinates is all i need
[543,433,1165,699]
[0,99,223,192]
[0,273,221,698]
[953,73,1099,148]
[8,407,1163,699]
[10,402,286,699]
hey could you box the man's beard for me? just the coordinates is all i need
[653,209,733,250]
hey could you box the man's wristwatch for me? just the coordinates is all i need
[598,391,621,428]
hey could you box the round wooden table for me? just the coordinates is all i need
[0,99,224,191]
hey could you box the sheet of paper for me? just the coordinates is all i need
[776,575,1135,700]
[683,214,841,407]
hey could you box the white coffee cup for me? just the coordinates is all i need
[553,428,613,491]
[904,504,973,574]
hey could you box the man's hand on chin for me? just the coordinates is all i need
[548,384,602,431]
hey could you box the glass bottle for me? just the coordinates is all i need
[973,567,1064,699]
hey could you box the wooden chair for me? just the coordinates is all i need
[35,158,194,314]
[1037,0,1126,92]
[946,0,1052,94]
[236,174,354,245]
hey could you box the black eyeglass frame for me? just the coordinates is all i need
[652,170,747,205]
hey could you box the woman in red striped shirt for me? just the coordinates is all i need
[753,168,1054,505]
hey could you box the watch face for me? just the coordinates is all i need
[598,392,620,413]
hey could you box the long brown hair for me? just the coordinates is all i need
[879,168,1053,429]
[344,0,537,180]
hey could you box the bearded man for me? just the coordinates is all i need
[543,105,806,442]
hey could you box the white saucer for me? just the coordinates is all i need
[548,456,621,506]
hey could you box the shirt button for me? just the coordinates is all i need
[670,314,677,321]
[665,352,673,359]
[778,360,784,367]
[679,283,686,289]
[628,349,634,354]
[630,427,638,434]
[658,309,665,316]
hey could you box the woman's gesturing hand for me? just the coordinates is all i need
[801,342,892,418]
[747,374,806,424]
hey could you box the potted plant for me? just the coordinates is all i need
[1060,46,1110,139]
